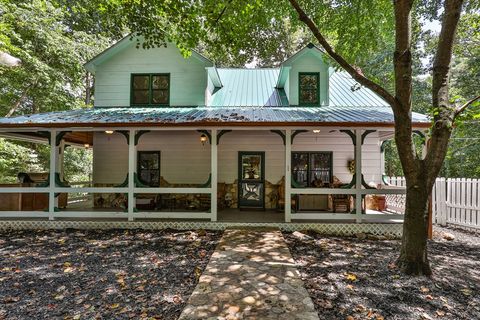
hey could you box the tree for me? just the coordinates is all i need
[0,0,114,183]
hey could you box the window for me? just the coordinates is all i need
[131,74,169,106]
[292,152,332,187]
[137,151,160,187]
[299,72,319,105]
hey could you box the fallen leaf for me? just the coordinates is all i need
[436,310,446,317]
[460,288,472,296]
[345,273,357,282]
[420,313,433,320]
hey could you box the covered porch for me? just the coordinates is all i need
[0,125,415,224]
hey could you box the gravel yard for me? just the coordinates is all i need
[284,226,480,320]
[0,229,222,320]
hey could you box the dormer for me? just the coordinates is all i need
[84,35,214,107]
[276,43,330,106]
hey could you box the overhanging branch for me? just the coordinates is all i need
[287,0,397,107]
[453,94,480,120]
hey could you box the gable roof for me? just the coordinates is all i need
[276,43,326,88]
[84,35,214,73]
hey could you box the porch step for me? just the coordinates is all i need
[179,228,319,320]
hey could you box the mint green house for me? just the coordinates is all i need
[0,36,430,231]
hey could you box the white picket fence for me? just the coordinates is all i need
[386,176,480,230]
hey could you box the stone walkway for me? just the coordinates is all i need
[178,228,319,320]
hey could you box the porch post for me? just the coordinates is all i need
[127,129,135,221]
[48,129,57,220]
[211,129,218,221]
[285,129,292,222]
[355,129,362,222]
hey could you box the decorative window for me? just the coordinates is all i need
[292,152,332,187]
[131,74,169,106]
[299,72,319,105]
[137,151,160,187]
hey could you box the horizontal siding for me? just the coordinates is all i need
[93,133,128,184]
[92,130,383,186]
[94,43,207,107]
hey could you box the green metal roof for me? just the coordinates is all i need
[210,69,288,107]
[0,106,430,128]
[208,68,389,108]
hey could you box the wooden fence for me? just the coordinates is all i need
[387,176,480,230]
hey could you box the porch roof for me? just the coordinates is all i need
[0,105,430,128]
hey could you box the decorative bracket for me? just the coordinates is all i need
[56,131,70,146]
[340,129,356,145]
[198,173,212,188]
[217,130,232,145]
[361,130,376,145]
[270,130,286,145]
[380,140,389,153]
[55,172,70,187]
[291,130,308,144]
[38,131,51,145]
[117,131,130,144]
[135,130,150,145]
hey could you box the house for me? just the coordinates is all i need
[0,36,430,231]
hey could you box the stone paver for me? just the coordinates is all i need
[179,228,319,320]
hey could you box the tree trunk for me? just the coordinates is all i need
[397,176,432,275]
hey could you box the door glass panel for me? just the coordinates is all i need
[310,153,331,184]
[241,155,262,180]
[139,153,159,169]
[240,182,263,201]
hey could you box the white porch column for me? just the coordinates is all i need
[355,129,363,223]
[127,129,135,221]
[48,129,57,220]
[285,129,292,222]
[211,129,218,221]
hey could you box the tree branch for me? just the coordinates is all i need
[453,94,480,120]
[287,0,397,107]
[431,0,464,118]
[425,0,464,186]
[390,0,417,176]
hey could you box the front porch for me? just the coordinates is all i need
[0,126,413,227]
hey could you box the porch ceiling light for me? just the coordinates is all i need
[312,129,321,133]
[200,133,208,145]
[105,130,114,134]
[84,143,90,148]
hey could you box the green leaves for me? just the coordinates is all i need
[0,0,112,117]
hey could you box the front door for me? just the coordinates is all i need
[238,152,265,210]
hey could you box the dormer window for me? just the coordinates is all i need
[299,72,319,105]
[131,74,170,106]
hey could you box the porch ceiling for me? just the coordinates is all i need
[0,106,431,128]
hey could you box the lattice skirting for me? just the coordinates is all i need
[0,220,403,237]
